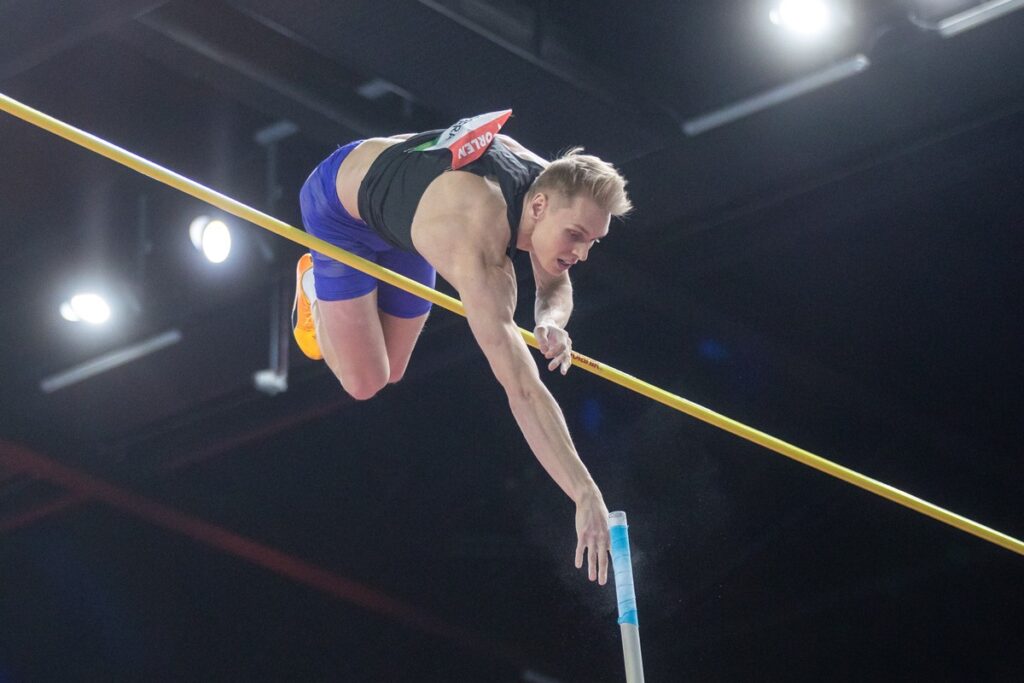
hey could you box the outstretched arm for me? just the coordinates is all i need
[449,253,610,584]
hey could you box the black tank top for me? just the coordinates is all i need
[357,130,544,257]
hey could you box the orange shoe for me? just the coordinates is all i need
[292,253,322,360]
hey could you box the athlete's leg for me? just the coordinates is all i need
[313,293,390,400]
[375,248,436,385]
[299,141,393,400]
[378,311,428,385]
[299,139,436,395]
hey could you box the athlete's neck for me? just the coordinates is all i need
[516,195,535,252]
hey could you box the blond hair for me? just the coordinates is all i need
[531,147,632,218]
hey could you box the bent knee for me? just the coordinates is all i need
[326,362,389,401]
[387,366,407,385]
[346,383,383,401]
[342,375,387,401]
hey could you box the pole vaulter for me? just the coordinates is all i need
[2,90,1015,552]
[6,89,1024,683]
[0,93,1019,557]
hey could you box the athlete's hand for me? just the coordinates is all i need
[574,487,611,585]
[534,324,572,375]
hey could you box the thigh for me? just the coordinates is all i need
[375,248,436,318]
[299,153,382,302]
[379,311,429,384]
[314,291,390,395]
[375,248,436,381]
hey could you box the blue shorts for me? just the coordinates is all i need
[299,141,436,318]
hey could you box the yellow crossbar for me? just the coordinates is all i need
[2,92,1020,556]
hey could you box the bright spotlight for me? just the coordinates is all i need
[770,0,834,36]
[189,215,232,263]
[201,220,231,263]
[60,293,111,325]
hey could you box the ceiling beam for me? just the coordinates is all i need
[0,0,168,81]
[112,1,436,144]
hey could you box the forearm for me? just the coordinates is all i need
[487,324,596,502]
[535,281,574,328]
[506,377,598,503]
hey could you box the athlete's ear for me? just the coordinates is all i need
[529,192,548,220]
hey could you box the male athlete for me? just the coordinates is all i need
[293,111,632,586]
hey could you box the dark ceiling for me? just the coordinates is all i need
[1,1,1022,681]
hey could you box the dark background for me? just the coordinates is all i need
[1,1,1022,681]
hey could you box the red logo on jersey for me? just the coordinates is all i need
[422,110,512,169]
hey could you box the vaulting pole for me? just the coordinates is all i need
[609,511,644,683]
[1,92,1021,557]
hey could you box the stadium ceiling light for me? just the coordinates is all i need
[40,329,182,393]
[682,54,870,136]
[937,0,1024,37]
[770,0,835,36]
[60,292,111,325]
[189,215,232,263]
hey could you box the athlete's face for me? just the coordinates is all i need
[529,193,610,276]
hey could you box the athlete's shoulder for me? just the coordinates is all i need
[413,173,509,261]
[422,168,506,215]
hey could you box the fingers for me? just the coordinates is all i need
[549,354,569,373]
[543,341,565,359]
[586,541,609,584]
[542,339,570,372]
[547,350,572,373]
[575,498,609,586]
[578,540,610,584]
[535,326,575,375]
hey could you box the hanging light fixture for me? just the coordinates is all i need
[189,215,232,263]
[59,292,112,325]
